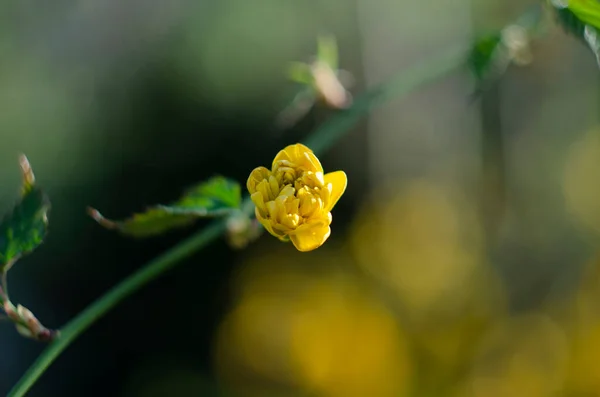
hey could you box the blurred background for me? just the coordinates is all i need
[1,0,600,396]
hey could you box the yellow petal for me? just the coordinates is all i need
[273,143,312,164]
[247,167,271,194]
[272,143,323,173]
[280,213,300,229]
[266,200,279,221]
[268,175,281,198]
[280,185,295,198]
[250,191,267,217]
[289,222,331,252]
[255,209,288,241]
[255,208,276,236]
[256,180,273,202]
[324,171,347,211]
[301,151,324,173]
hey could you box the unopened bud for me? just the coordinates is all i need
[226,213,263,250]
[4,301,58,342]
[311,60,352,109]
[501,25,533,66]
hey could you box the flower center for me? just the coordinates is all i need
[263,161,331,230]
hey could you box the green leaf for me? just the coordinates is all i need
[0,155,50,273]
[89,176,242,238]
[553,3,600,66]
[554,4,587,39]
[469,5,543,90]
[288,62,314,85]
[468,33,506,82]
[175,176,241,211]
[317,34,339,70]
[567,0,600,30]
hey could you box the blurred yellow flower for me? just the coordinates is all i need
[350,181,490,317]
[247,143,347,252]
[464,314,568,397]
[214,247,410,397]
[558,256,600,394]
[563,127,600,232]
[289,278,411,397]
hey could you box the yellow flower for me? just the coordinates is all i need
[247,143,347,252]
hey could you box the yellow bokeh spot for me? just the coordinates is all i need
[349,180,508,389]
[464,314,568,397]
[350,180,500,321]
[214,246,411,397]
[566,322,600,394]
[289,278,411,397]
[558,256,600,394]
[563,127,600,232]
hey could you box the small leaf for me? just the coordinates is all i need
[552,2,600,66]
[468,33,507,82]
[288,62,314,85]
[89,176,242,238]
[175,176,241,211]
[0,156,50,273]
[88,208,200,238]
[469,5,542,92]
[554,4,587,39]
[317,34,339,70]
[565,0,600,30]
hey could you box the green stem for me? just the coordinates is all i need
[303,44,468,154]
[8,221,226,397]
[7,44,467,397]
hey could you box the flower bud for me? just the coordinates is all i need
[247,144,347,252]
[4,301,58,342]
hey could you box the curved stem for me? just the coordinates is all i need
[8,44,466,397]
[303,44,468,154]
[8,221,226,397]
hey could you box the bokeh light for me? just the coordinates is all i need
[214,246,411,397]
[563,126,600,234]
